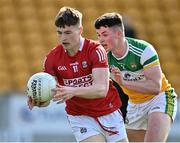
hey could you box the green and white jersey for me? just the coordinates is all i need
[108,37,171,103]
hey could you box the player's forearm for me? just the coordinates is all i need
[122,79,161,94]
[73,84,109,99]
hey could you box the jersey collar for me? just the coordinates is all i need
[79,36,85,51]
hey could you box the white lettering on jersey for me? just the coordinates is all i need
[63,74,93,87]
[58,66,67,71]
[72,65,78,72]
[70,62,79,73]
[122,70,146,81]
[96,49,105,62]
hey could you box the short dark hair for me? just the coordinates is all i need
[55,7,82,28]
[94,12,124,30]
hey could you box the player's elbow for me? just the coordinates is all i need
[154,86,161,94]
[96,85,109,98]
[152,82,162,94]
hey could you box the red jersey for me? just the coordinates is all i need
[44,38,121,117]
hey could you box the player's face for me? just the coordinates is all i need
[96,26,118,51]
[57,25,81,51]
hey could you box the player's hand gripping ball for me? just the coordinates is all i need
[27,72,56,103]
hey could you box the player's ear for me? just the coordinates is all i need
[116,30,124,39]
[117,31,121,37]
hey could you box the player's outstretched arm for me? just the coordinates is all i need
[52,68,109,102]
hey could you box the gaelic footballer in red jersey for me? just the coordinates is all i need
[28,7,128,142]
[44,38,121,117]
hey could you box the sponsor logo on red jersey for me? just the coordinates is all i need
[63,74,93,87]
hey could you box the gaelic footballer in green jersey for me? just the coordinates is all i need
[108,37,171,103]
[95,12,177,142]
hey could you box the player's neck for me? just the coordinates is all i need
[112,39,127,58]
[67,43,80,56]
[67,36,84,56]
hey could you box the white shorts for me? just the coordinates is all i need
[67,110,127,142]
[125,89,177,130]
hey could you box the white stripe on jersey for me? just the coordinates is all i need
[130,44,143,53]
[96,49,105,62]
[129,48,142,57]
[129,44,144,57]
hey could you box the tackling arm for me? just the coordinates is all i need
[121,65,162,94]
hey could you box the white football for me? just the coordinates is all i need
[27,72,56,103]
